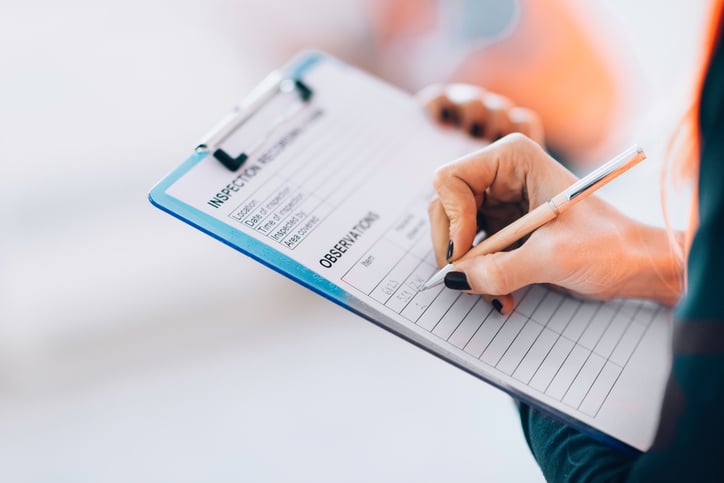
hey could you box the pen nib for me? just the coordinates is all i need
[422,263,454,290]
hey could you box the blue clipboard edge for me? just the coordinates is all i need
[148,50,642,457]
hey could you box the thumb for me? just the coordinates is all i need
[454,247,541,297]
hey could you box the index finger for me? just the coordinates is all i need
[432,134,534,260]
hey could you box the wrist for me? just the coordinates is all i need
[617,222,684,306]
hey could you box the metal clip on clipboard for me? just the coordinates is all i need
[195,76,314,172]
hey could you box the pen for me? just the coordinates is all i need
[422,145,647,290]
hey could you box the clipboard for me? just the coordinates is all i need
[149,51,672,454]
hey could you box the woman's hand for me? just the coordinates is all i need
[417,83,545,146]
[426,134,683,314]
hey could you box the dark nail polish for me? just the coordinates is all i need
[440,108,451,122]
[476,211,486,231]
[446,240,454,261]
[444,271,471,291]
[469,122,483,137]
[492,299,503,314]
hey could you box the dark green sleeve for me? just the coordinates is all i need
[519,404,635,482]
[519,22,724,483]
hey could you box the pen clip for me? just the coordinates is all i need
[563,145,645,202]
[195,76,314,171]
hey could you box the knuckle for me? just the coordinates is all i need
[460,98,485,117]
[547,232,566,255]
[500,132,544,158]
[501,131,530,145]
[510,108,544,144]
[524,108,542,127]
[510,106,535,122]
[431,166,451,191]
[516,124,533,138]
[445,83,483,102]
[478,255,510,295]
[416,83,445,104]
[483,92,512,111]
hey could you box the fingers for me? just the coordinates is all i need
[432,157,484,262]
[454,248,541,296]
[509,107,544,146]
[474,91,512,140]
[417,83,460,125]
[429,134,538,265]
[481,293,516,316]
[433,133,534,206]
[429,133,576,271]
[442,269,517,315]
[442,242,543,315]
[417,83,544,144]
[427,197,452,267]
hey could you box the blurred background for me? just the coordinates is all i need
[0,1,712,481]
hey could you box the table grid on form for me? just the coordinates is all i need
[224,103,410,251]
[342,207,663,418]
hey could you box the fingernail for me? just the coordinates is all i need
[444,271,470,291]
[440,108,451,122]
[446,240,454,261]
[492,299,503,314]
[469,122,483,137]
[476,211,486,230]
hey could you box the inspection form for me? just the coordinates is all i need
[151,54,672,452]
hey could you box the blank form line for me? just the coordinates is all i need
[526,334,561,385]
[446,298,484,343]
[593,312,656,417]
[561,351,593,403]
[428,293,462,332]
[471,312,511,362]
[556,299,584,336]
[495,318,537,370]
[461,309,494,354]
[576,356,609,411]
[509,323,546,377]
[541,341,579,395]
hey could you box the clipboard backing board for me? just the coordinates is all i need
[149,51,672,454]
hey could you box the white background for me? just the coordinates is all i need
[0,1,711,481]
